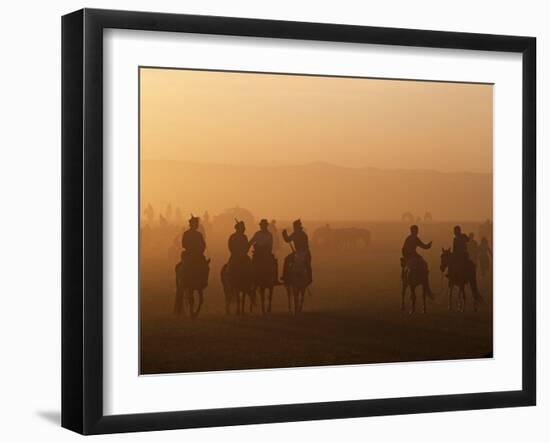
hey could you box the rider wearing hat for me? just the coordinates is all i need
[227,220,252,288]
[228,219,250,263]
[180,214,209,291]
[401,224,433,297]
[282,219,313,284]
[250,219,280,285]
[181,215,206,256]
[249,219,273,255]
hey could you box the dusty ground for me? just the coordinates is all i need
[140,221,493,374]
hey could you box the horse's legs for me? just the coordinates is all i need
[422,285,427,314]
[286,286,292,313]
[297,288,304,313]
[401,278,406,311]
[460,286,466,312]
[293,287,299,315]
[189,290,196,318]
[174,291,182,315]
[267,287,273,313]
[238,291,244,316]
[259,287,266,315]
[249,290,255,313]
[298,288,304,313]
[184,291,191,317]
[224,289,230,315]
[192,290,204,318]
[409,285,416,315]
[473,288,479,312]
[188,289,195,317]
[448,285,453,311]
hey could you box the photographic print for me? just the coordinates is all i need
[139,67,493,375]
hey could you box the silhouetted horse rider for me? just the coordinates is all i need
[282,219,313,286]
[452,226,471,267]
[249,219,280,286]
[452,225,482,279]
[402,225,432,271]
[179,215,209,317]
[182,215,206,255]
[440,225,482,310]
[226,220,254,312]
[401,224,434,305]
[229,220,250,262]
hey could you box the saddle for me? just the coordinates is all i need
[227,254,253,289]
[403,255,427,273]
[283,251,312,286]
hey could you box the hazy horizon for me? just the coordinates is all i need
[141,159,492,222]
[142,158,493,175]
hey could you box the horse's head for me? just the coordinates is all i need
[440,248,452,272]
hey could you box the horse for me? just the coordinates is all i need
[221,257,255,315]
[251,252,278,314]
[283,251,311,314]
[440,248,483,312]
[312,225,371,250]
[400,256,433,314]
[177,254,210,319]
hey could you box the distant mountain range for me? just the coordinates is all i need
[141,160,492,221]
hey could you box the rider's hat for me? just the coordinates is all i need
[259,218,269,227]
[293,219,303,229]
[189,214,200,224]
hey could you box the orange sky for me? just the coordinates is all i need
[140,67,493,173]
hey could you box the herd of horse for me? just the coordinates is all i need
[220,254,310,317]
[175,251,312,319]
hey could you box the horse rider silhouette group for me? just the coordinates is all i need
[175,214,486,317]
[401,224,484,313]
[175,215,313,317]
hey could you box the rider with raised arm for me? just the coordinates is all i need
[282,219,312,285]
[402,225,432,264]
[401,224,433,296]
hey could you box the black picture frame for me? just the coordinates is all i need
[62,8,536,435]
